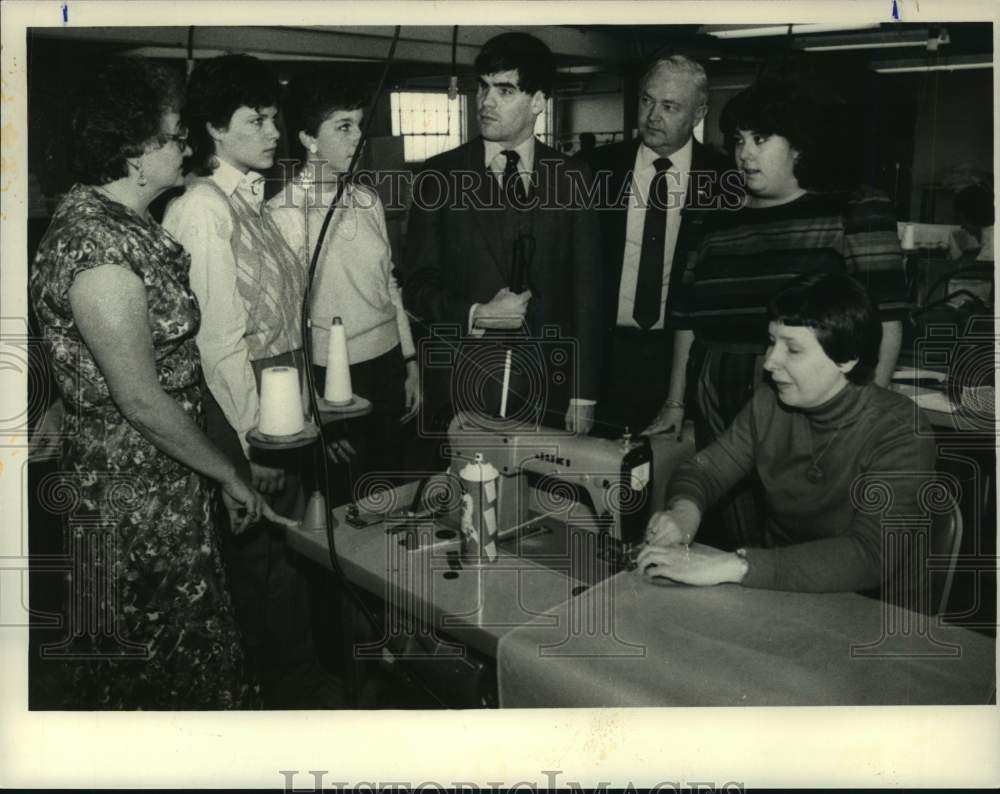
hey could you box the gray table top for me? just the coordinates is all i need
[287,477,995,708]
[496,569,997,707]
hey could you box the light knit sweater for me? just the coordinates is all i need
[269,181,415,367]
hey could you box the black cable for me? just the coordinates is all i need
[297,27,402,700]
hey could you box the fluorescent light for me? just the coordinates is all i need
[556,65,604,74]
[702,23,880,39]
[121,46,374,62]
[798,28,948,52]
[874,55,992,73]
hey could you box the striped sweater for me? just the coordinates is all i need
[669,189,910,350]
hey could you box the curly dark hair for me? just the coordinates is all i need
[720,77,835,191]
[474,32,555,98]
[183,54,280,176]
[767,271,882,385]
[70,59,184,185]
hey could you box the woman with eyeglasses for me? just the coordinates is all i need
[30,59,280,708]
[269,77,420,493]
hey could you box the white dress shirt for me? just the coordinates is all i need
[468,137,537,336]
[163,158,303,459]
[473,136,593,407]
[484,137,535,191]
[617,138,693,329]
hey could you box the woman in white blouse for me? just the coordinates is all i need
[270,79,420,488]
[163,54,320,707]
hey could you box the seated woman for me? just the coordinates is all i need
[269,77,420,492]
[645,76,910,552]
[637,272,937,594]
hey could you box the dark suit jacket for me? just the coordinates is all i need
[580,138,735,332]
[402,137,604,404]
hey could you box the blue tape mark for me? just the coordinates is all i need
[61,3,68,23]
[891,0,899,20]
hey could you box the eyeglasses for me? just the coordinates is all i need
[156,130,189,151]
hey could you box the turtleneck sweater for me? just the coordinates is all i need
[666,381,938,592]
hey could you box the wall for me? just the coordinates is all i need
[900,68,994,223]
[556,92,625,148]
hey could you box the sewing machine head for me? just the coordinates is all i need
[443,413,653,551]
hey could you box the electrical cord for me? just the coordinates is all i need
[293,27,402,702]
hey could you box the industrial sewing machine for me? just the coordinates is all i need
[368,413,660,581]
[310,413,693,707]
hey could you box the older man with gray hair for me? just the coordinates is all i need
[582,55,735,439]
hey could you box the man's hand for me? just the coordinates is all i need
[473,288,531,330]
[250,462,285,495]
[642,403,685,440]
[400,361,421,423]
[564,402,595,435]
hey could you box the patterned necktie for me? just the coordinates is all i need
[501,149,529,206]
[633,157,673,330]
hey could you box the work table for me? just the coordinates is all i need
[497,570,996,707]
[286,482,996,707]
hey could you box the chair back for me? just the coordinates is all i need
[929,494,963,617]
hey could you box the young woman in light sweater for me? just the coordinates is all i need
[269,78,420,494]
[638,272,937,598]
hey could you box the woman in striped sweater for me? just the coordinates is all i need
[646,77,909,550]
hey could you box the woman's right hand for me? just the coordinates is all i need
[644,501,701,549]
[221,475,300,534]
[326,438,358,464]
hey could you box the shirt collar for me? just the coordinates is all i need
[484,136,536,173]
[211,157,267,207]
[637,137,693,174]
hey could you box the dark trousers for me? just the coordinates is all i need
[594,326,673,439]
[314,344,413,504]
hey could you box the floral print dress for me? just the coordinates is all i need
[30,184,257,708]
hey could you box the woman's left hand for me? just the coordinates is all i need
[400,362,421,423]
[635,543,747,587]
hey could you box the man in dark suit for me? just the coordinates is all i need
[402,32,602,434]
[582,55,734,439]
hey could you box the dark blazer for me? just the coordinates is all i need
[402,136,604,403]
[580,138,735,331]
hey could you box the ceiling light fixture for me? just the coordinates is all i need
[873,54,992,73]
[122,45,374,62]
[701,23,881,39]
[798,28,948,52]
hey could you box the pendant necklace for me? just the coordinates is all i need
[806,420,846,484]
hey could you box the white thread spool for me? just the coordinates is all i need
[258,366,305,436]
[901,223,916,250]
[324,317,353,405]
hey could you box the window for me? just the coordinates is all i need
[390,91,465,163]
[534,97,554,145]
